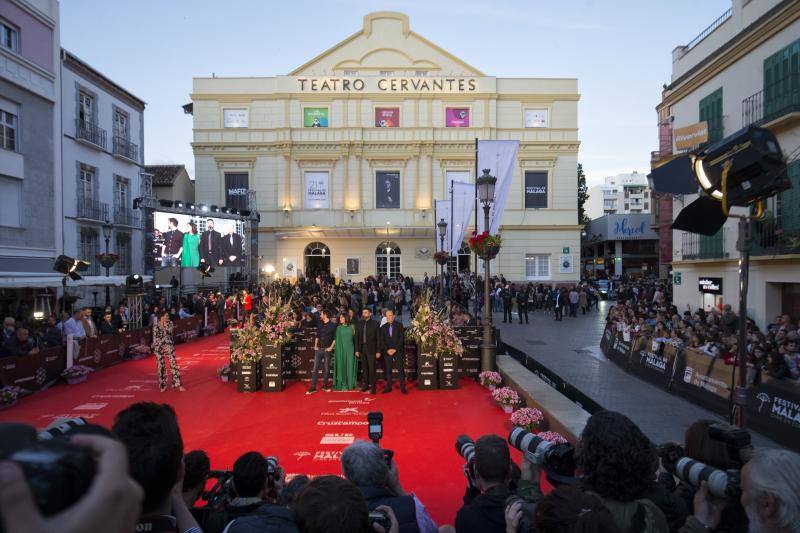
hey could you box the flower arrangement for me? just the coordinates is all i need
[95,252,119,268]
[492,386,521,411]
[230,322,263,365]
[217,364,234,382]
[537,431,569,444]
[479,371,502,389]
[405,290,463,358]
[433,251,450,265]
[468,231,502,260]
[129,344,150,360]
[258,301,294,346]
[0,386,22,406]
[62,365,93,384]
[510,407,544,431]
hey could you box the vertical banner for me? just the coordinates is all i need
[224,173,249,210]
[304,171,329,209]
[451,181,475,254]
[434,199,452,253]
[375,171,400,208]
[477,140,519,234]
[524,171,548,208]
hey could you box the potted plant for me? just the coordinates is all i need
[129,344,150,360]
[492,386,520,413]
[510,407,544,431]
[62,365,93,385]
[0,386,21,410]
[217,364,233,383]
[230,323,263,392]
[479,371,502,390]
[258,301,295,392]
[468,231,502,260]
[537,431,569,444]
[95,252,119,269]
[433,250,450,265]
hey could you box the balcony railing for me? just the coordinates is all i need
[139,172,153,197]
[75,119,106,148]
[682,228,726,260]
[752,160,800,256]
[742,74,800,128]
[76,197,109,221]
[113,206,140,227]
[113,135,138,162]
[77,244,100,276]
[685,7,732,51]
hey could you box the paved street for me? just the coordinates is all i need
[492,301,779,447]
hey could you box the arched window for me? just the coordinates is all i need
[375,241,401,279]
[304,242,330,277]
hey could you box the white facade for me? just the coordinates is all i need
[659,0,800,328]
[585,171,652,220]
[60,49,146,300]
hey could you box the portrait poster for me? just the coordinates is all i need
[304,171,329,209]
[524,109,548,128]
[346,257,360,275]
[374,107,399,127]
[524,171,548,208]
[375,171,400,209]
[445,107,470,127]
[303,107,329,127]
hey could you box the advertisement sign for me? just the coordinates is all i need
[674,121,709,149]
[375,171,400,208]
[150,212,244,269]
[445,107,470,127]
[304,171,329,209]
[223,108,248,128]
[698,277,723,294]
[746,378,800,452]
[283,257,297,278]
[524,171,548,208]
[524,109,548,128]
[225,173,249,210]
[374,107,399,127]
[303,107,329,127]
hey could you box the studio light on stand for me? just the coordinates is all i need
[53,255,91,315]
[648,125,791,429]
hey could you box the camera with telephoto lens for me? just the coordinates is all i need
[0,421,96,530]
[455,435,477,483]
[202,470,235,510]
[674,458,741,499]
[367,411,394,466]
[368,510,391,531]
[508,428,576,485]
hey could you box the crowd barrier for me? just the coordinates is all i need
[599,323,800,451]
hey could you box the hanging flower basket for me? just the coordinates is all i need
[433,251,450,265]
[468,232,502,260]
[95,253,119,269]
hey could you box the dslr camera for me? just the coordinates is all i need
[368,411,394,466]
[507,427,576,485]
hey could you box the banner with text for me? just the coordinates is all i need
[477,140,519,235]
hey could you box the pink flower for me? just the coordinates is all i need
[538,431,568,444]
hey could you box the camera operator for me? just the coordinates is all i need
[112,402,201,533]
[341,440,436,533]
[206,451,295,533]
[182,450,211,528]
[455,434,512,533]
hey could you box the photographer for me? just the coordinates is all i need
[206,451,295,533]
[182,450,211,527]
[455,435,511,533]
[738,448,800,533]
[341,440,436,533]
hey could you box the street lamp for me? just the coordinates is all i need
[437,217,447,298]
[477,168,497,372]
[102,220,114,309]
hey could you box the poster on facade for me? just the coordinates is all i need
[225,173,249,210]
[524,171,548,208]
[559,254,574,274]
[375,171,400,208]
[283,257,298,278]
[303,107,328,127]
[524,109,548,128]
[374,107,399,127]
[304,171,329,209]
[445,107,470,127]
[223,108,248,128]
[346,257,360,275]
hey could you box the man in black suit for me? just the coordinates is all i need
[221,225,243,266]
[379,309,406,394]
[215,292,226,333]
[161,217,183,267]
[355,307,380,394]
[199,218,223,267]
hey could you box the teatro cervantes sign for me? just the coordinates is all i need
[289,76,491,93]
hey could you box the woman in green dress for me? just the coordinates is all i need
[333,313,357,390]
[179,221,200,268]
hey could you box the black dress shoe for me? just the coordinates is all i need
[382,388,392,394]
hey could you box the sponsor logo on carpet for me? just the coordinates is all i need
[312,451,343,462]
[73,402,108,411]
[317,420,368,426]
[320,433,355,445]
[293,451,311,461]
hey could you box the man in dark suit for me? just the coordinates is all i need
[355,307,380,394]
[221,225,243,266]
[199,218,223,267]
[215,292,226,333]
[379,309,406,394]
[161,217,183,267]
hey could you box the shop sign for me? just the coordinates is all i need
[698,277,723,294]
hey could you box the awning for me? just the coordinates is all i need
[0,273,153,289]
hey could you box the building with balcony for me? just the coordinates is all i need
[146,164,195,203]
[654,0,800,326]
[61,48,147,298]
[0,0,61,298]
[189,12,581,282]
[585,171,652,220]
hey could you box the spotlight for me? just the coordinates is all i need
[53,255,91,281]
[125,274,144,293]
[198,203,209,212]
[186,202,196,210]
[239,209,251,217]
[133,197,143,210]
[230,208,239,215]
[197,263,215,278]
[175,200,185,208]
[221,207,231,214]
[210,205,220,213]
[159,199,174,208]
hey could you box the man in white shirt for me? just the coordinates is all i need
[63,310,86,340]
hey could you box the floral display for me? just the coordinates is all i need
[61,365,93,379]
[129,344,151,359]
[479,371,502,388]
[230,322,263,364]
[492,386,520,407]
[0,386,22,405]
[433,251,450,265]
[258,301,294,346]
[537,431,569,444]
[468,231,502,259]
[405,290,464,358]
[95,252,119,268]
[510,407,544,431]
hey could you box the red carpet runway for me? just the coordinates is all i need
[0,332,521,525]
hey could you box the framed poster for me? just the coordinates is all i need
[346,257,360,275]
[445,107,470,127]
[375,171,400,208]
[524,109,548,128]
[524,171,548,208]
[283,257,297,278]
[304,171,329,209]
[223,108,249,128]
[303,107,328,127]
[375,107,399,127]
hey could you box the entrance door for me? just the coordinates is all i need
[375,241,401,280]
[304,242,331,278]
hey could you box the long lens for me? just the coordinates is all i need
[508,427,552,464]
[675,457,733,498]
[455,435,475,463]
[266,455,278,474]
[38,418,88,440]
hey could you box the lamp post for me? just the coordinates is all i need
[477,169,496,372]
[102,220,114,309]
[437,217,447,299]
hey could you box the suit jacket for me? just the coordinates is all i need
[199,230,223,265]
[355,318,380,355]
[162,229,183,255]
[379,321,404,354]
[221,233,243,266]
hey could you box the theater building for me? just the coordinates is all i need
[189,12,580,283]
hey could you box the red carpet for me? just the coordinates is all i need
[0,332,522,525]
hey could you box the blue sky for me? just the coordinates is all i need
[60,0,731,187]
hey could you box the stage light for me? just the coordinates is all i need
[159,199,174,208]
[265,264,275,274]
[175,200,185,208]
[198,263,215,278]
[198,203,209,212]
[133,197,143,210]
[221,207,231,214]
[210,205,220,213]
[230,208,239,215]
[53,255,91,281]
[186,202,196,210]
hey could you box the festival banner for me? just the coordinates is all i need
[445,107,470,127]
[669,348,734,415]
[78,335,127,369]
[303,107,329,127]
[450,181,475,254]
[173,317,200,344]
[524,171,548,208]
[627,336,679,389]
[304,171,329,209]
[477,140,520,235]
[0,346,65,391]
[374,107,399,127]
[746,377,800,452]
[604,333,632,370]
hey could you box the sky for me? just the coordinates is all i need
[60,0,731,187]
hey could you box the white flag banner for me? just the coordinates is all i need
[434,199,451,253]
[450,180,475,254]
[477,140,519,234]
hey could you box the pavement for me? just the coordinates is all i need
[491,301,779,447]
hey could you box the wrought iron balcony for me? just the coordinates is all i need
[75,119,106,148]
[76,197,109,221]
[682,229,726,260]
[113,135,138,162]
[742,74,800,128]
[113,206,140,227]
[77,244,100,276]
[139,172,154,197]
[752,160,800,256]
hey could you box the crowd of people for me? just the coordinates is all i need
[606,280,800,383]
